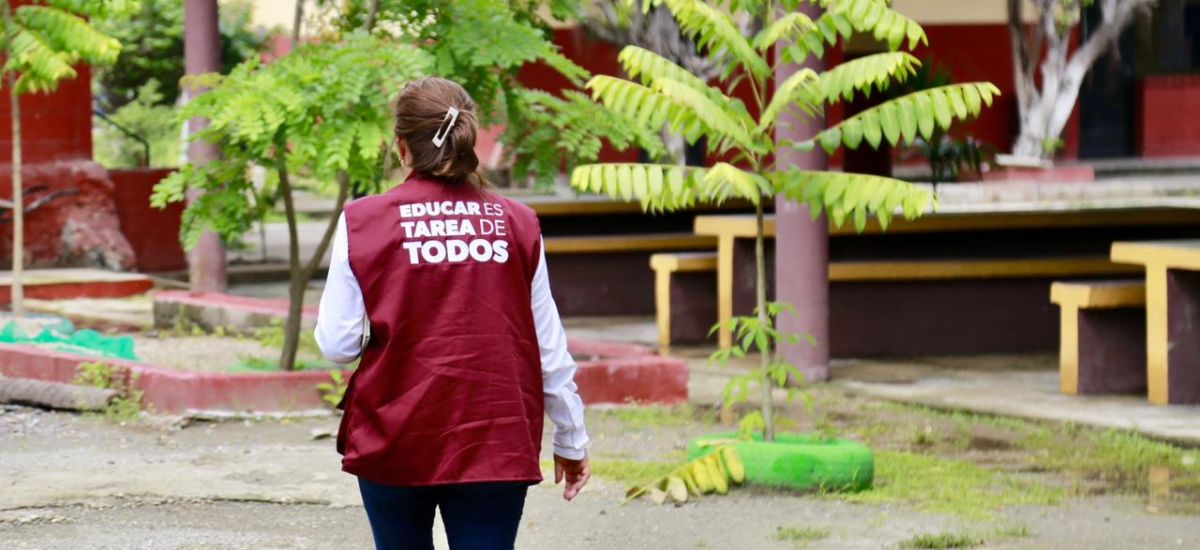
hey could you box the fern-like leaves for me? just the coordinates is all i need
[779,0,929,63]
[759,68,820,131]
[585,74,763,155]
[618,45,749,120]
[810,83,1001,154]
[7,5,122,93]
[814,51,921,104]
[703,162,772,205]
[753,12,818,51]
[570,163,708,211]
[773,170,934,232]
[639,0,770,79]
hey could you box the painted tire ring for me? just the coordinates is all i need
[687,433,874,491]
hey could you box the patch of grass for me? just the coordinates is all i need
[833,451,1062,520]
[588,458,681,487]
[73,361,144,424]
[255,320,323,356]
[860,400,1200,496]
[1024,428,1200,486]
[229,356,335,373]
[601,404,712,429]
[991,522,1032,540]
[775,526,830,547]
[900,531,983,549]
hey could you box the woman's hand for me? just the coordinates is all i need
[553,453,590,501]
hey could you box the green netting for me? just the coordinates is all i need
[0,320,139,361]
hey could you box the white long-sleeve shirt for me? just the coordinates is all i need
[314,213,589,460]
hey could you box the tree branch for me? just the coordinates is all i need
[274,143,301,277]
[302,170,350,281]
[1067,0,1154,80]
[364,0,380,33]
[291,0,304,48]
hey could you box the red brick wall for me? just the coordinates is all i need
[0,65,93,163]
[110,168,186,273]
[0,0,94,163]
[1139,75,1200,157]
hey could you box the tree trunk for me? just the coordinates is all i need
[275,148,302,372]
[2,2,22,322]
[364,0,380,32]
[291,0,304,48]
[8,75,23,321]
[754,200,774,442]
[275,160,350,371]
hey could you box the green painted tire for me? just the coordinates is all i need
[687,433,873,492]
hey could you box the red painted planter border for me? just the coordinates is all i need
[0,279,153,306]
[0,339,687,413]
[0,344,335,413]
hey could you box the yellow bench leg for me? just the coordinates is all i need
[655,268,671,350]
[716,235,734,349]
[1146,266,1169,405]
[1059,304,1080,395]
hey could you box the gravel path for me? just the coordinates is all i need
[2,400,1199,549]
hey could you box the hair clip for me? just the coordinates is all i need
[432,106,460,148]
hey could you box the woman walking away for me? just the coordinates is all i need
[314,77,590,550]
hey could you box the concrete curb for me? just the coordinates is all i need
[0,344,336,413]
[0,273,153,306]
[153,290,318,332]
[0,337,687,414]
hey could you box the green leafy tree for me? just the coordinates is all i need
[1008,0,1154,159]
[93,0,267,112]
[93,80,181,168]
[0,0,132,321]
[152,34,431,370]
[314,0,662,188]
[570,0,999,441]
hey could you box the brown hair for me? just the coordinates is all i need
[393,77,484,185]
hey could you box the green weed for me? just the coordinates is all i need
[900,531,983,549]
[316,369,352,408]
[255,319,322,356]
[588,457,683,487]
[775,526,830,547]
[833,451,1062,520]
[73,361,144,424]
[1024,428,1200,486]
[601,404,713,430]
[862,401,1200,496]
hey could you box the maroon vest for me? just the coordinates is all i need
[337,176,545,486]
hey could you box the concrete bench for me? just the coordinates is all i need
[1111,240,1200,405]
[651,252,718,348]
[1051,281,1147,396]
[653,255,1144,354]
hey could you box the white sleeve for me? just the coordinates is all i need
[314,212,367,364]
[532,239,589,460]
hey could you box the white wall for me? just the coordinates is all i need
[232,0,297,32]
[892,0,1037,24]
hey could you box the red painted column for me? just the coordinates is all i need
[184,0,227,292]
[774,4,830,382]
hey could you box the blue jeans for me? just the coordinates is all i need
[357,477,529,550]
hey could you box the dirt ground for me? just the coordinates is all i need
[131,334,328,373]
[2,383,1199,550]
